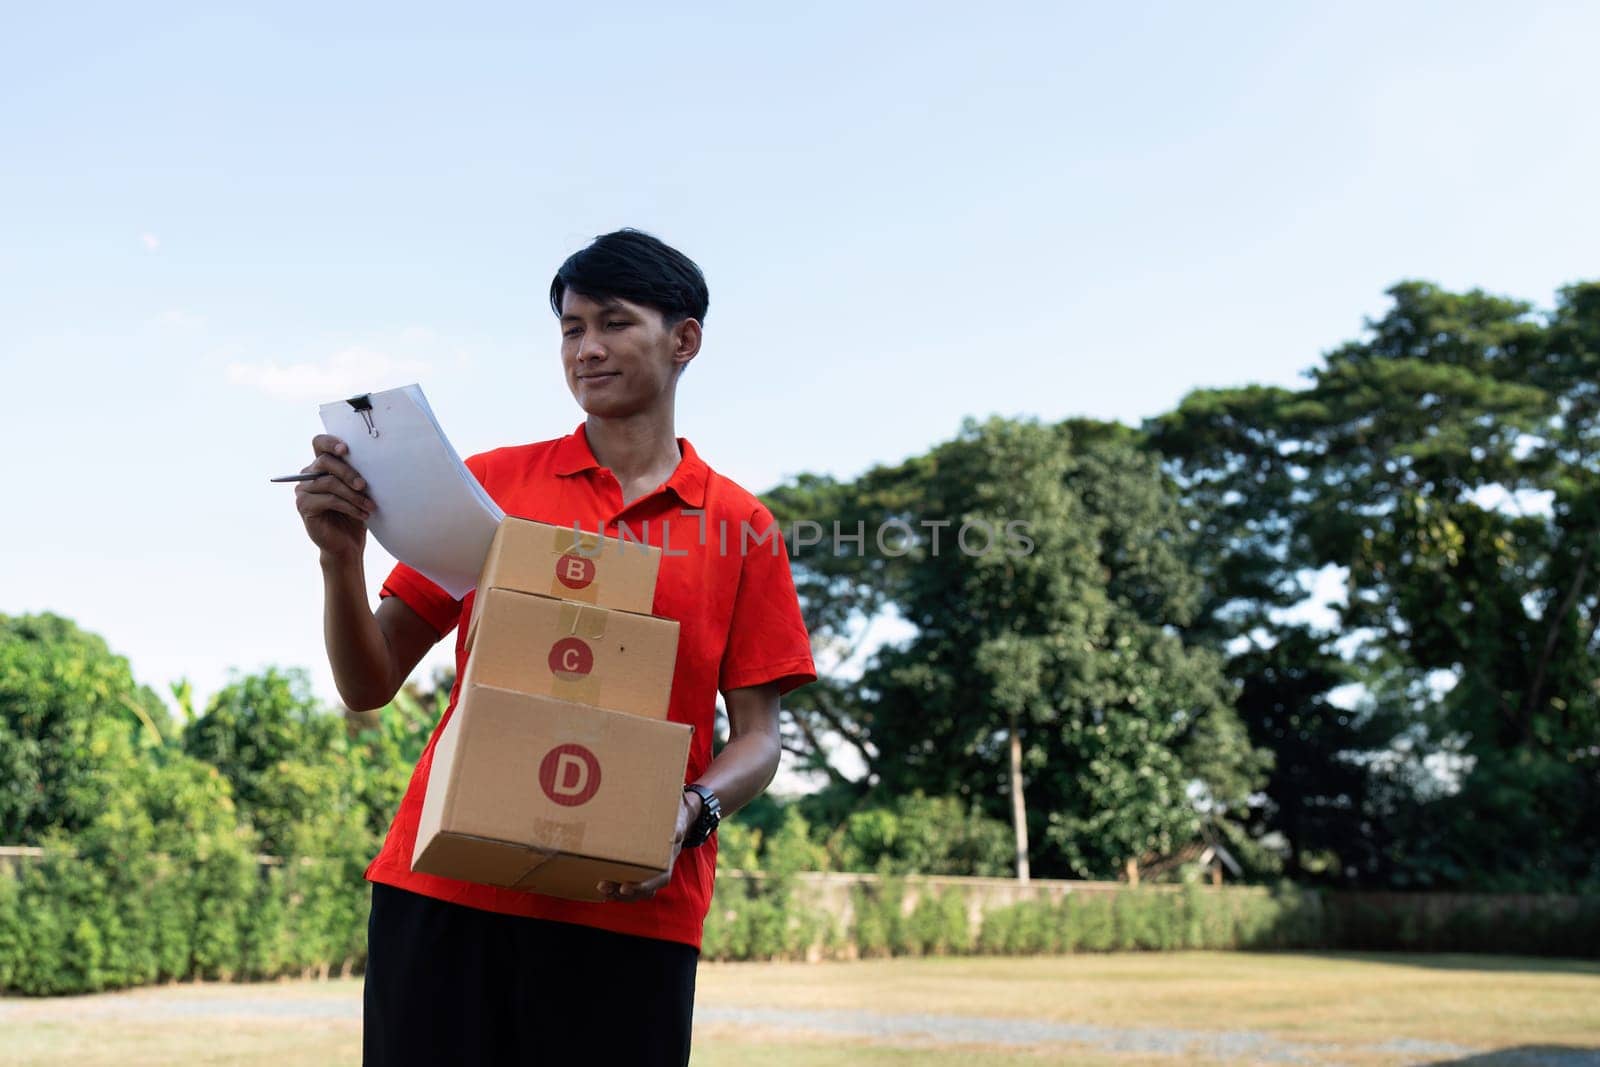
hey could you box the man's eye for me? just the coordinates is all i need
[606,320,629,330]
[563,327,582,339]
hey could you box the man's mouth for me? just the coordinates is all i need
[578,372,620,383]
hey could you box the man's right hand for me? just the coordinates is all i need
[296,434,377,564]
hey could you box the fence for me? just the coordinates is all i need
[703,872,1599,962]
[723,870,1180,943]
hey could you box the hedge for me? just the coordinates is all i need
[700,876,1600,962]
[0,848,368,996]
[7,854,1598,994]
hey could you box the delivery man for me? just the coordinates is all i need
[292,228,817,1065]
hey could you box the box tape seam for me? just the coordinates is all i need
[557,602,608,638]
[436,831,555,885]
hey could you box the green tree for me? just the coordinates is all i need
[1225,627,1396,882]
[344,668,451,838]
[764,474,892,793]
[182,668,383,975]
[774,418,1268,879]
[1152,281,1600,889]
[826,793,1012,876]
[0,613,170,843]
[182,668,366,857]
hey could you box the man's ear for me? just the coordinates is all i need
[671,318,702,376]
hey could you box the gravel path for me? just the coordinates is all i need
[696,1005,1478,1063]
[0,990,358,1022]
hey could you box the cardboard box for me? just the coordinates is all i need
[411,682,692,902]
[465,587,678,720]
[467,517,661,645]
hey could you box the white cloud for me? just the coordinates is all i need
[153,309,203,329]
[227,346,432,401]
[140,232,160,251]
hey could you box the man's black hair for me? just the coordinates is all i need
[549,228,709,325]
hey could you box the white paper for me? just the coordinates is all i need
[318,384,504,599]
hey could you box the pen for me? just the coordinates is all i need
[269,473,325,483]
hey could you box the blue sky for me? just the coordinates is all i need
[3,2,1598,716]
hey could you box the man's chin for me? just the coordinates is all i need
[577,397,645,419]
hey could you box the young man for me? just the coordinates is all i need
[293,229,816,1065]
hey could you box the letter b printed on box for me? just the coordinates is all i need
[555,553,597,590]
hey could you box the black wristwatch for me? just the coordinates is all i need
[682,784,722,848]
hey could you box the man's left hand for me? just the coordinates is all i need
[597,789,701,903]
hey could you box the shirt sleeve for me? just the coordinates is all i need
[375,452,486,638]
[379,563,464,639]
[718,505,818,696]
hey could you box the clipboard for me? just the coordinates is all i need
[319,384,504,599]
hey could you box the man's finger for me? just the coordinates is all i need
[300,494,370,524]
[301,480,374,516]
[305,453,368,492]
[311,434,350,458]
[301,474,374,512]
[615,872,669,901]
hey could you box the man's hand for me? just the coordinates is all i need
[296,434,376,564]
[593,683,780,904]
[597,789,702,903]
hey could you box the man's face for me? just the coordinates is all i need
[559,291,695,418]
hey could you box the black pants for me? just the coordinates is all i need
[363,883,698,1066]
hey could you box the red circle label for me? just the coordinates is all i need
[539,743,601,806]
[547,637,594,677]
[555,553,597,590]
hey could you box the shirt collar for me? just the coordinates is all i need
[554,423,709,509]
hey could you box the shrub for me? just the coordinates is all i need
[1071,893,1118,952]
[976,900,1014,955]
[852,879,906,958]
[903,888,972,956]
[702,809,833,963]
[830,794,1012,876]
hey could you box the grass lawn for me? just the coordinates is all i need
[697,951,1600,1050]
[2,952,1596,1066]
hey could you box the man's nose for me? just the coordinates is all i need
[576,336,606,362]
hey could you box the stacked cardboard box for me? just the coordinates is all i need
[410,518,691,901]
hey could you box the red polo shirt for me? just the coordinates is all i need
[363,424,816,949]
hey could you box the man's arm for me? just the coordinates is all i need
[296,433,440,710]
[322,559,441,711]
[691,682,783,818]
[599,681,781,902]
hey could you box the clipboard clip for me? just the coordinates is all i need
[347,394,379,438]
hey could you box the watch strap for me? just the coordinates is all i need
[682,784,721,848]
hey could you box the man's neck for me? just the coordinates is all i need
[584,411,682,489]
